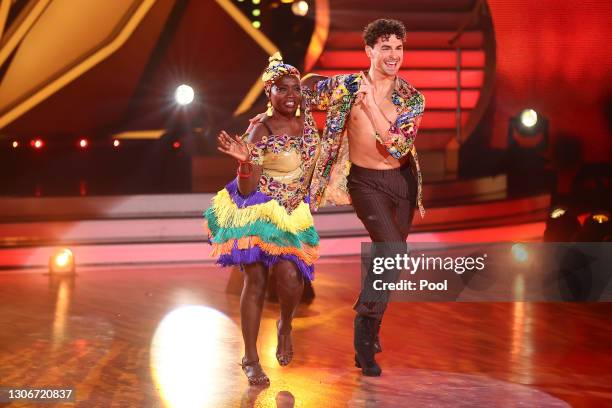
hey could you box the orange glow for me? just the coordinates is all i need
[49,248,75,274]
[592,213,609,224]
[11,140,18,148]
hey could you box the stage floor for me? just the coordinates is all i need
[1,259,611,407]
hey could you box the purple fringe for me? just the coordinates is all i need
[217,245,314,282]
[224,179,272,207]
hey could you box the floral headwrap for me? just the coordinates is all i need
[261,52,300,96]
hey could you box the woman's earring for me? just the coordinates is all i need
[266,101,274,117]
[295,105,301,117]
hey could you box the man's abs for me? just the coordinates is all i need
[346,104,408,170]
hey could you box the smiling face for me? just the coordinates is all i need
[366,34,403,77]
[269,75,302,116]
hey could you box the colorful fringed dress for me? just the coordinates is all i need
[204,119,320,281]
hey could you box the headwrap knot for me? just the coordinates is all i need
[262,52,300,95]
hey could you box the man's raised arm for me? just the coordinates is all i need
[301,73,332,111]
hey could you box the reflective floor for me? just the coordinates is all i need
[0,259,611,407]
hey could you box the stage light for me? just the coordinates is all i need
[49,248,75,274]
[11,141,18,148]
[576,211,611,242]
[550,207,566,219]
[174,84,194,105]
[292,1,308,16]
[511,243,529,263]
[252,0,260,4]
[113,139,120,148]
[510,108,546,137]
[520,109,538,128]
[252,20,261,29]
[544,205,581,242]
[173,141,181,149]
[252,8,260,16]
[78,138,88,149]
[506,108,549,195]
[591,212,609,224]
[31,139,44,149]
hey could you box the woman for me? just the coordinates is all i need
[204,53,320,386]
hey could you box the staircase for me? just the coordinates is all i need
[308,0,488,181]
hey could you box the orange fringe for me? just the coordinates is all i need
[210,236,319,265]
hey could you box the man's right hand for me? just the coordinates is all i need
[245,112,267,136]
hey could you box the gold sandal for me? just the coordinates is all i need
[275,320,294,366]
[240,357,270,386]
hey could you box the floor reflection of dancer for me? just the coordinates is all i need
[301,19,426,376]
[204,53,320,386]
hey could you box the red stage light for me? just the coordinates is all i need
[172,141,181,149]
[79,139,88,148]
[31,139,44,149]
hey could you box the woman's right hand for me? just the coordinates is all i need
[217,130,249,162]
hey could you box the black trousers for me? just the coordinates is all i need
[347,162,417,320]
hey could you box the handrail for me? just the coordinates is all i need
[448,0,485,48]
[448,0,486,144]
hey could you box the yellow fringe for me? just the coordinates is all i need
[210,236,319,265]
[210,188,314,233]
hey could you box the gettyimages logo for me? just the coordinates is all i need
[372,253,487,275]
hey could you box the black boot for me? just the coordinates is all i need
[354,315,382,376]
[374,319,382,353]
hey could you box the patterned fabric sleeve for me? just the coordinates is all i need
[302,75,345,111]
[248,135,267,166]
[377,91,426,159]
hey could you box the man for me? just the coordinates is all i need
[302,19,426,376]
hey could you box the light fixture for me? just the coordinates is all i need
[252,8,260,16]
[175,84,195,105]
[520,109,538,128]
[544,205,580,242]
[506,108,550,196]
[576,211,611,241]
[11,141,19,148]
[31,139,44,149]
[591,212,609,224]
[49,248,75,274]
[113,139,121,148]
[291,0,308,16]
[78,138,88,149]
[510,108,547,137]
[252,20,261,29]
[173,141,181,149]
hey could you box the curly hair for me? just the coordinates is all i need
[363,19,406,48]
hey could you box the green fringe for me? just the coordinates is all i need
[204,208,319,247]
